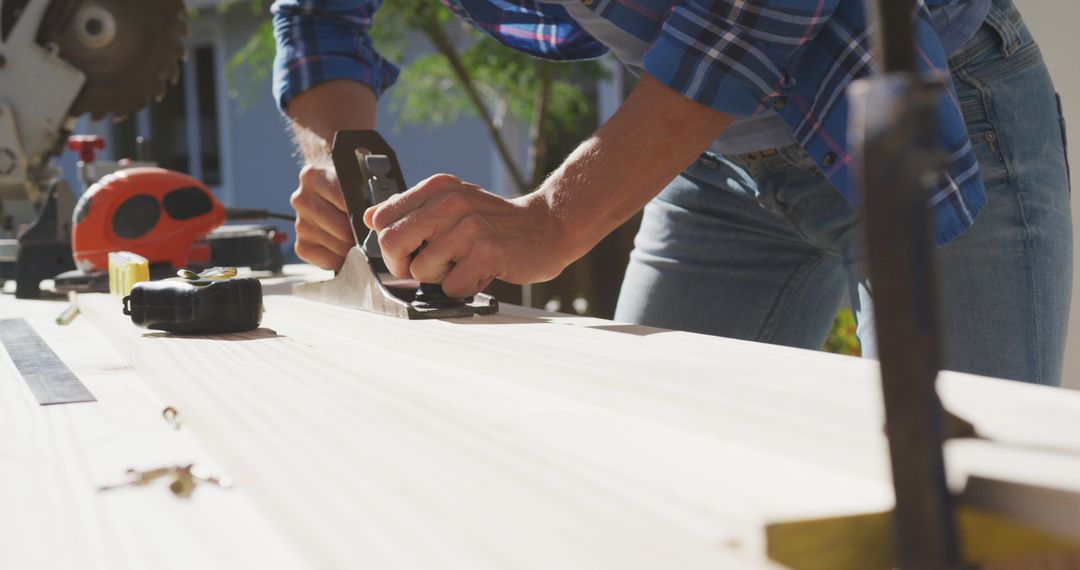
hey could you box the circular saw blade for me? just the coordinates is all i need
[39,0,189,120]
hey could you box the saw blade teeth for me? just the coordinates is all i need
[42,0,190,121]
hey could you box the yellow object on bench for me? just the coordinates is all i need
[108,252,149,297]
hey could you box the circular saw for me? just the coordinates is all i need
[39,0,188,120]
[0,0,190,297]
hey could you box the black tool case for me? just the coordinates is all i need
[123,278,263,334]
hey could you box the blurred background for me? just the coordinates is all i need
[63,0,1076,385]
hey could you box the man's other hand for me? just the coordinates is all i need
[290,165,357,270]
[284,80,378,270]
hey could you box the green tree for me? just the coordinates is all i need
[824,308,861,356]
[225,0,605,194]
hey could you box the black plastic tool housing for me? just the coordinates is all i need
[123,278,263,334]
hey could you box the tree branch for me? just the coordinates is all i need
[528,61,554,188]
[420,18,529,194]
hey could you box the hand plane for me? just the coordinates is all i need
[293,130,498,319]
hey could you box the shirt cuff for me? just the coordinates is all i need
[272,12,400,112]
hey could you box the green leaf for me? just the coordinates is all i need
[227,18,277,110]
[823,308,862,356]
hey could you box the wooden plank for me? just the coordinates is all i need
[269,271,896,483]
[765,505,1080,570]
[0,296,308,570]
[78,289,875,569]
[267,274,1080,489]
[74,272,1080,568]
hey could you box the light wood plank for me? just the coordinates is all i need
[81,290,886,569]
[73,276,1080,569]
[44,261,1079,569]
[0,296,308,570]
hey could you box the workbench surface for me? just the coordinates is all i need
[3,269,1080,569]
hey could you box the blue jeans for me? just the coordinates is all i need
[615,0,1072,385]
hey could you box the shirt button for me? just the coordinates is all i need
[822,152,837,167]
[701,156,720,170]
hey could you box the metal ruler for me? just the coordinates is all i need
[0,318,95,405]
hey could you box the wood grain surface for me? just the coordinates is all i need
[0,295,307,570]
[61,269,1080,570]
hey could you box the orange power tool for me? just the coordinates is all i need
[71,167,226,272]
[54,167,293,293]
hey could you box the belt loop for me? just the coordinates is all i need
[984,3,1021,56]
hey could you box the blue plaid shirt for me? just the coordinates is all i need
[273,0,986,245]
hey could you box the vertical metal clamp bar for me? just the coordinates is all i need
[867,0,918,73]
[856,1,961,568]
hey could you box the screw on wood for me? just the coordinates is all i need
[162,406,182,429]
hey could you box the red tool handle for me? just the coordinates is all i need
[67,135,107,163]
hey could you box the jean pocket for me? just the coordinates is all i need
[958,87,1009,182]
[958,89,988,130]
[1058,93,1071,189]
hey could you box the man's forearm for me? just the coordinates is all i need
[361,73,737,293]
[529,73,736,265]
[286,79,379,167]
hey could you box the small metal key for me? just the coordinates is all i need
[98,464,233,498]
[98,466,173,492]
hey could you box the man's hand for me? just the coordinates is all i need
[284,79,378,269]
[364,174,567,298]
[289,165,356,269]
[360,74,735,298]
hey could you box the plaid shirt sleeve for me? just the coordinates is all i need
[271,0,400,111]
[440,0,609,61]
[643,1,840,116]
